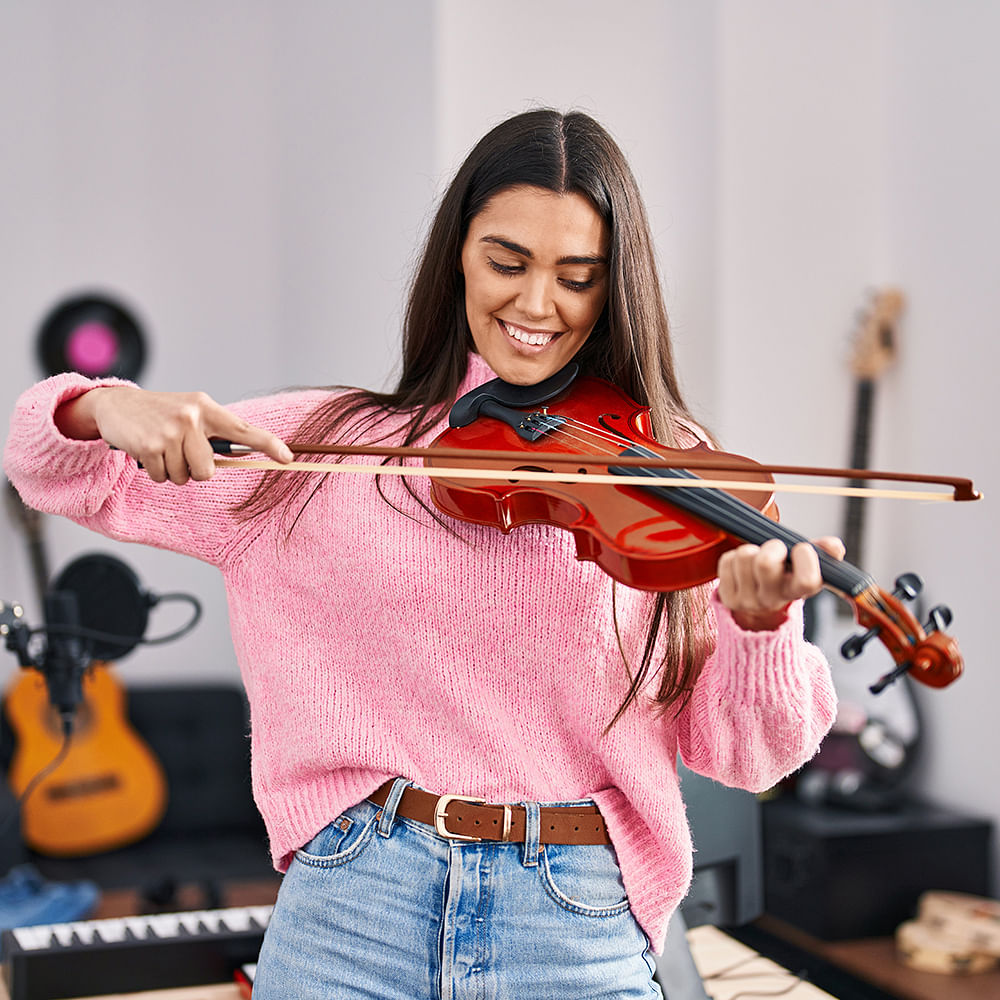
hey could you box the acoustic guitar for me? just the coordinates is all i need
[3,483,167,856]
[799,289,923,808]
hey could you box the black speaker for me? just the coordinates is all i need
[762,796,992,939]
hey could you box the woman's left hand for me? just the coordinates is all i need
[717,536,845,631]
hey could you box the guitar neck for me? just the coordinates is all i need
[25,532,50,608]
[832,377,875,621]
[6,481,50,607]
[842,377,875,567]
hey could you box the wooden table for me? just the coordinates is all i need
[755,914,1000,1000]
[86,880,281,921]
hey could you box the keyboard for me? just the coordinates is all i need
[1,904,272,1000]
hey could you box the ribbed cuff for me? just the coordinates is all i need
[6,372,135,477]
[709,592,815,709]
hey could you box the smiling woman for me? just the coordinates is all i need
[4,108,839,999]
[459,186,610,385]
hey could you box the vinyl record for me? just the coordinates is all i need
[37,293,146,381]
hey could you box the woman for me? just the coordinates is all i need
[5,110,837,998]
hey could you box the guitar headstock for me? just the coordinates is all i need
[0,598,26,636]
[850,287,904,379]
[0,598,35,669]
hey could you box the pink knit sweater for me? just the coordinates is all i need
[4,353,835,951]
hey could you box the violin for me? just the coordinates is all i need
[422,364,964,695]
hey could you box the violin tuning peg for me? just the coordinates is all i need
[869,660,914,695]
[925,604,953,633]
[893,573,923,601]
[840,626,880,660]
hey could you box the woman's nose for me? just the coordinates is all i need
[516,272,555,320]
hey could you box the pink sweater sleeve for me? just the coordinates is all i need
[676,592,837,792]
[3,373,327,566]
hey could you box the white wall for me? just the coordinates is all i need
[881,0,1000,860]
[0,0,435,683]
[712,0,1000,894]
[1,0,997,891]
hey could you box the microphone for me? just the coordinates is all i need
[2,554,202,726]
[39,554,201,723]
[41,590,89,731]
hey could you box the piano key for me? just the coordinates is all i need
[8,926,53,952]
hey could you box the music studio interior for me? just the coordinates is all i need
[0,4,997,1000]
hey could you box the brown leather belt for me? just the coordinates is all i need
[368,781,610,845]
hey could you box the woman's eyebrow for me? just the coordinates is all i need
[481,235,607,266]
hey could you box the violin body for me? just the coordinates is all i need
[428,376,779,592]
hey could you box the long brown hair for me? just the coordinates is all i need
[236,109,715,724]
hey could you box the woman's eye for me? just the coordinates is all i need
[486,257,597,292]
[487,258,522,276]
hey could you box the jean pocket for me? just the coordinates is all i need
[538,842,631,917]
[294,802,378,868]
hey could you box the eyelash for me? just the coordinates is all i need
[487,258,595,292]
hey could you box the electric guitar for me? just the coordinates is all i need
[3,483,167,855]
[799,289,923,809]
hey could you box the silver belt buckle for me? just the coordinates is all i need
[434,794,512,842]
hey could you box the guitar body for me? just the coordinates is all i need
[5,663,167,856]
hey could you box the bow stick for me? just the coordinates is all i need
[207,441,982,503]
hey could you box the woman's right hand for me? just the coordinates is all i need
[55,386,294,485]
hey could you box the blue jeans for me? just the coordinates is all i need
[254,778,664,999]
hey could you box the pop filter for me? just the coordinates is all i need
[37,293,146,382]
[49,554,150,662]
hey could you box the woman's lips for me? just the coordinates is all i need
[499,319,562,348]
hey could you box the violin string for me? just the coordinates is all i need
[532,416,967,501]
[530,416,639,458]
[551,417,635,453]
[534,414,875,595]
[864,588,919,643]
[538,415,778,541]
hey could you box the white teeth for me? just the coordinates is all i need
[502,321,555,346]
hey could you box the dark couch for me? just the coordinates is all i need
[0,683,276,900]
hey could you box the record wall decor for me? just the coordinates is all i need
[37,293,147,382]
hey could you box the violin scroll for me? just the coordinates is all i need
[843,580,964,694]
